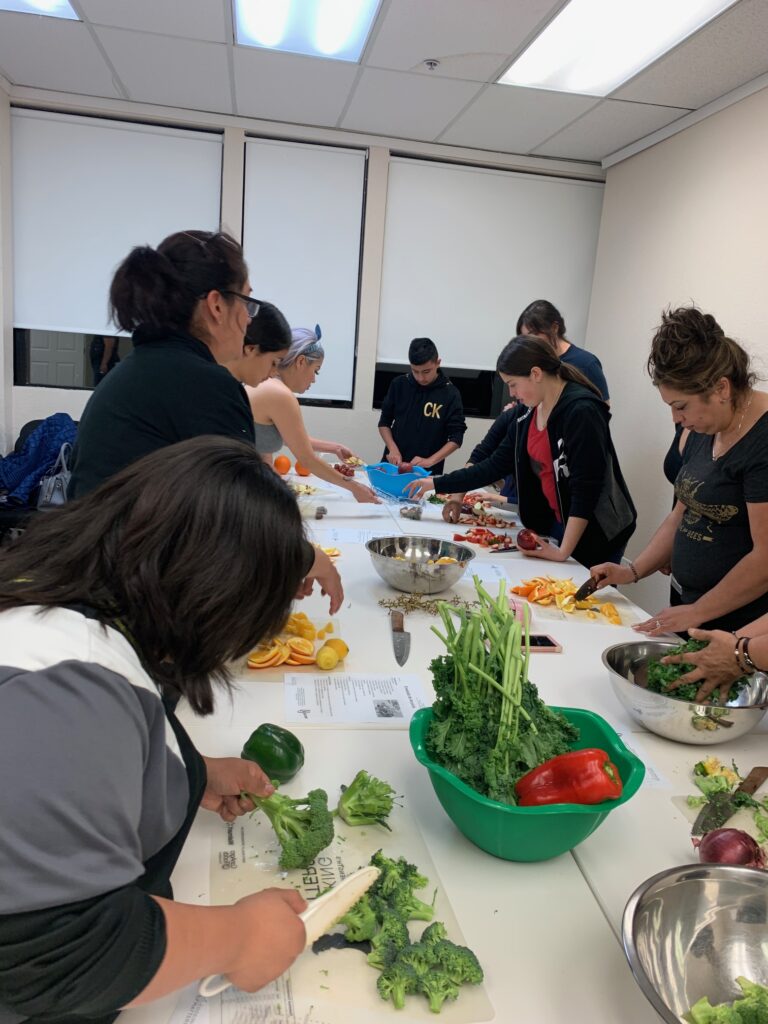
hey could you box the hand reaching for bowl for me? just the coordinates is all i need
[405,477,435,501]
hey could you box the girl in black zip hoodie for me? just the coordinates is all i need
[407,336,636,568]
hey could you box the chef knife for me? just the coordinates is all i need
[573,575,600,602]
[390,610,411,667]
[691,765,768,836]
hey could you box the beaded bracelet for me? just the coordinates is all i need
[626,560,640,584]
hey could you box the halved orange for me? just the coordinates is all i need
[287,636,314,656]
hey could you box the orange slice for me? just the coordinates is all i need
[287,636,314,656]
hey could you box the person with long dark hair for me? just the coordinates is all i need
[0,437,343,1023]
[69,230,258,499]
[224,299,293,387]
[593,307,768,635]
[407,336,635,568]
[517,299,609,401]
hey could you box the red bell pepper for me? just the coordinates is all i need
[514,748,623,807]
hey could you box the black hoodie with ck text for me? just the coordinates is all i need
[378,371,466,474]
[433,382,636,567]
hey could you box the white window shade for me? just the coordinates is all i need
[377,158,604,370]
[12,110,222,335]
[242,138,365,403]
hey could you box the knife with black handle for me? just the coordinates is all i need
[691,765,768,836]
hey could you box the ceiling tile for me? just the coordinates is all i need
[233,48,358,126]
[0,12,119,96]
[440,84,596,154]
[341,67,482,140]
[94,27,232,112]
[78,0,227,43]
[366,0,560,79]
[533,99,691,162]
[614,0,768,109]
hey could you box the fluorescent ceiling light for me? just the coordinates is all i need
[234,0,381,62]
[498,0,738,97]
[0,0,78,17]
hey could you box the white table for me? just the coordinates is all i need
[122,475,767,1024]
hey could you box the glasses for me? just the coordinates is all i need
[221,291,261,319]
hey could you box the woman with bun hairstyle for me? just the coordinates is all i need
[593,307,768,635]
[408,335,636,568]
[248,326,378,503]
[69,230,258,500]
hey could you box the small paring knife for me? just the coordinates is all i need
[198,865,380,997]
[691,766,768,837]
[390,610,411,667]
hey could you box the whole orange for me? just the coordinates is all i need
[295,462,311,477]
[274,454,291,475]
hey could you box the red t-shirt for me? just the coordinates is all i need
[527,416,561,521]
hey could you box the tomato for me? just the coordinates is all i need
[274,454,291,475]
[516,528,539,551]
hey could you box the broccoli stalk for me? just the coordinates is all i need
[335,770,398,829]
[244,787,334,870]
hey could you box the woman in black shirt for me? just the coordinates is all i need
[593,307,768,634]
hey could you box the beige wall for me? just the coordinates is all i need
[586,84,768,613]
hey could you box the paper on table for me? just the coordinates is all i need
[612,730,668,789]
[205,804,494,1024]
[308,526,381,545]
[466,562,509,586]
[284,673,428,727]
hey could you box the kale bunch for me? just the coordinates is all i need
[426,579,578,805]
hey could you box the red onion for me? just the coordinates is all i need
[692,828,766,868]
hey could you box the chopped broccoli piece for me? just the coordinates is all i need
[336,770,398,829]
[384,924,484,1013]
[367,917,410,971]
[684,978,768,1024]
[245,787,334,870]
[338,893,379,942]
[377,962,420,1009]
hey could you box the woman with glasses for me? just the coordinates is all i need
[69,229,260,499]
[248,327,379,503]
[0,437,337,1024]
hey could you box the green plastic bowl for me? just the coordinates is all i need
[410,706,645,862]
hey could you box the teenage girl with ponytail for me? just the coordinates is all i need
[407,335,636,568]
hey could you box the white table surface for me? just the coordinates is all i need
[121,474,767,1024]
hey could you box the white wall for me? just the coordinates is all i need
[586,84,768,612]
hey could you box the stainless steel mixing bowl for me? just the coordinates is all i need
[602,639,768,745]
[365,536,475,594]
[623,863,768,1024]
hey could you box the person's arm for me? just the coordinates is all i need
[412,440,459,470]
[377,380,401,465]
[100,337,117,374]
[250,383,377,503]
[310,438,357,461]
[592,502,684,587]
[378,425,401,465]
[520,517,590,563]
[435,429,517,495]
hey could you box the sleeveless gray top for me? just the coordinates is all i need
[253,421,283,455]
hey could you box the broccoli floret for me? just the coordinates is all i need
[336,770,398,829]
[377,962,419,1009]
[733,976,768,1024]
[419,968,462,1014]
[367,917,411,971]
[380,885,436,923]
[431,940,484,986]
[338,893,379,943]
[364,851,436,923]
[246,787,334,870]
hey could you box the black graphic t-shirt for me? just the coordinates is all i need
[673,413,768,629]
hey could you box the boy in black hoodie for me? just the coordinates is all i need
[378,338,466,475]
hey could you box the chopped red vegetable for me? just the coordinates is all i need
[514,748,623,806]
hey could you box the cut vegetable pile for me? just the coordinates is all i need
[453,528,516,550]
[511,576,621,624]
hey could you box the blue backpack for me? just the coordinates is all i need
[0,413,78,508]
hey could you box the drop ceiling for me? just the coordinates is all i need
[0,0,766,166]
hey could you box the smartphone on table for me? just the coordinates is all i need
[528,634,562,653]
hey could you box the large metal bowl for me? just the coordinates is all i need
[365,536,475,594]
[602,639,768,745]
[623,863,768,1024]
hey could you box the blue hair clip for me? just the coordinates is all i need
[314,324,322,341]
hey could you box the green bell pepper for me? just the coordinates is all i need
[241,723,304,783]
